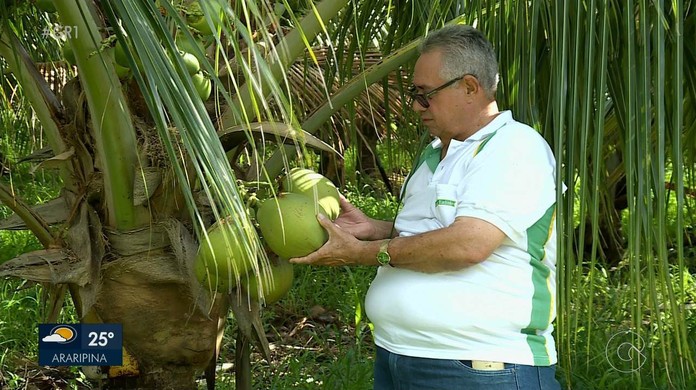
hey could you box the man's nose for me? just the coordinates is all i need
[412,100,427,112]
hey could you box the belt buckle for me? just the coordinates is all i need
[471,360,505,371]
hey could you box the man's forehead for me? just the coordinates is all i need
[412,51,445,88]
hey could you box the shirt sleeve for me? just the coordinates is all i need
[455,129,558,247]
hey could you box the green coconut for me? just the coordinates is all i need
[187,0,225,36]
[114,41,146,72]
[178,50,200,75]
[176,34,207,55]
[283,168,341,220]
[256,192,328,258]
[191,72,212,100]
[175,34,209,65]
[113,61,131,79]
[241,258,294,304]
[194,217,258,292]
[114,41,130,68]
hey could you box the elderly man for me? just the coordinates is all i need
[291,24,562,390]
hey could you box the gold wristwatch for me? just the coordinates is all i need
[376,239,392,266]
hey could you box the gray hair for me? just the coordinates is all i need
[419,24,499,99]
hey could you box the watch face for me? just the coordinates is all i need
[377,252,390,265]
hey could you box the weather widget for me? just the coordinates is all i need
[38,323,123,366]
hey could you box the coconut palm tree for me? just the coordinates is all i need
[1,0,695,388]
[0,0,336,387]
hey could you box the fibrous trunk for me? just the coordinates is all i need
[94,250,225,389]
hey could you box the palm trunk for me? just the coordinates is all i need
[0,192,225,388]
[94,250,224,389]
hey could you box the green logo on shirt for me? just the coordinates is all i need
[435,199,456,207]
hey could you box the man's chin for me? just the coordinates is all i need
[423,125,436,136]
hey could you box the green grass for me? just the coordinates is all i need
[0,165,63,264]
[0,230,41,264]
[561,265,696,389]
[0,280,43,379]
[210,265,377,389]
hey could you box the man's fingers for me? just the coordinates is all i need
[316,213,335,230]
[289,242,327,265]
[289,256,308,264]
[338,194,352,209]
[292,214,349,266]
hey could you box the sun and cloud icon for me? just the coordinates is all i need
[42,325,77,343]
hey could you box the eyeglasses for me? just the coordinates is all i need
[408,74,469,108]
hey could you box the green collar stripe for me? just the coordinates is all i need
[415,144,441,173]
[522,204,556,365]
[473,130,498,157]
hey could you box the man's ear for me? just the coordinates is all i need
[462,74,480,95]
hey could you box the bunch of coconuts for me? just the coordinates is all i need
[109,36,212,100]
[56,0,218,100]
[194,168,340,304]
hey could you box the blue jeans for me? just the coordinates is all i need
[374,346,561,390]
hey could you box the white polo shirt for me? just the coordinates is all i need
[365,110,560,366]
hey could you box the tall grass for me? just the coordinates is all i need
[560,266,696,389]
